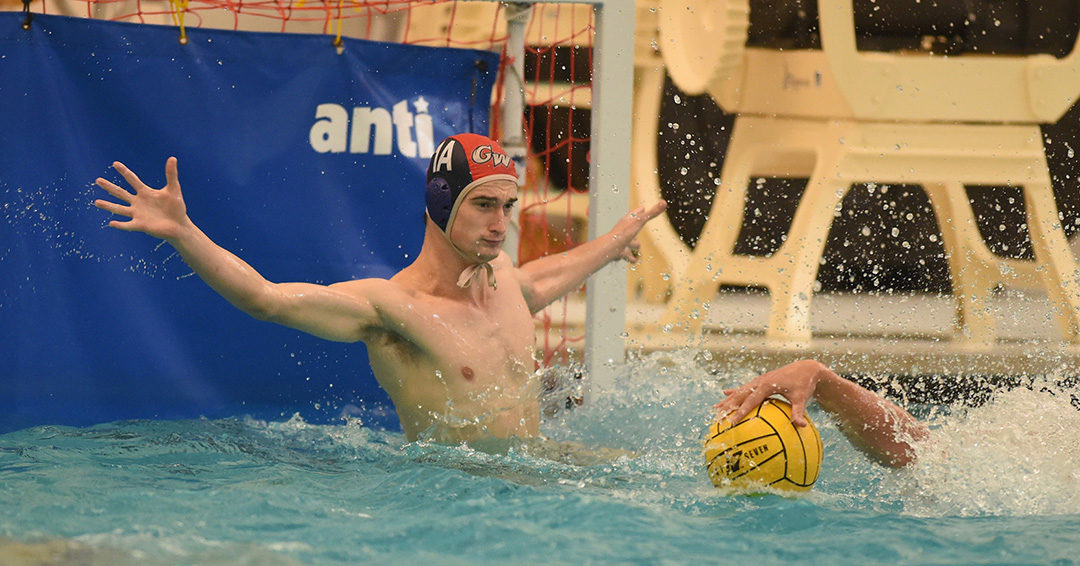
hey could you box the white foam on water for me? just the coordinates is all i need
[885,381,1080,516]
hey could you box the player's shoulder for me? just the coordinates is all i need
[330,276,410,301]
[492,250,526,275]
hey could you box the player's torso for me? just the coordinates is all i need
[364,280,540,442]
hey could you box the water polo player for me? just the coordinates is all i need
[93,133,662,445]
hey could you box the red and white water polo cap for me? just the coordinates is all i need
[425,133,518,235]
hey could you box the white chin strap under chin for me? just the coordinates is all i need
[456,261,496,289]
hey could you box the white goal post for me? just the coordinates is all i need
[579,1,636,397]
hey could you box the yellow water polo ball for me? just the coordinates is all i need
[704,398,823,492]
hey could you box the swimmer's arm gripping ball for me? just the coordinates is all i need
[703,398,823,492]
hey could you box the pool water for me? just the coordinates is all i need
[2,351,1079,564]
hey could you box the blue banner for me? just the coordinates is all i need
[0,13,500,432]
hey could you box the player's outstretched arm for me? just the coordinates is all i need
[515,200,667,313]
[94,158,385,342]
[715,360,928,468]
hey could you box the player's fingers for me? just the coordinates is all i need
[94,199,132,217]
[113,161,148,192]
[95,178,134,203]
[715,386,746,408]
[645,200,667,219]
[627,201,667,223]
[108,219,139,231]
[730,388,768,424]
[790,402,809,427]
[164,157,180,194]
[715,390,748,419]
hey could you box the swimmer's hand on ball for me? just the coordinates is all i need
[715,359,828,427]
[718,361,929,468]
[94,157,192,241]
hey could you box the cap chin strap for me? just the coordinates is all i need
[456,261,496,290]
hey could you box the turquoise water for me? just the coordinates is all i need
[3,352,1080,565]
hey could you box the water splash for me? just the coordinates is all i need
[0,175,182,280]
[889,382,1080,517]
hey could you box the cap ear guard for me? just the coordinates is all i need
[425,177,453,232]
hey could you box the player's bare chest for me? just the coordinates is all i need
[423,299,532,351]
[368,298,535,391]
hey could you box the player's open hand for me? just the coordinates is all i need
[94,157,190,241]
[612,200,666,263]
[714,359,827,427]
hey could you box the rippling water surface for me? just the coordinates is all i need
[3,351,1079,564]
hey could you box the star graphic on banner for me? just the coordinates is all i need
[414,96,430,114]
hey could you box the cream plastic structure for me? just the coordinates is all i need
[635,0,1080,347]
